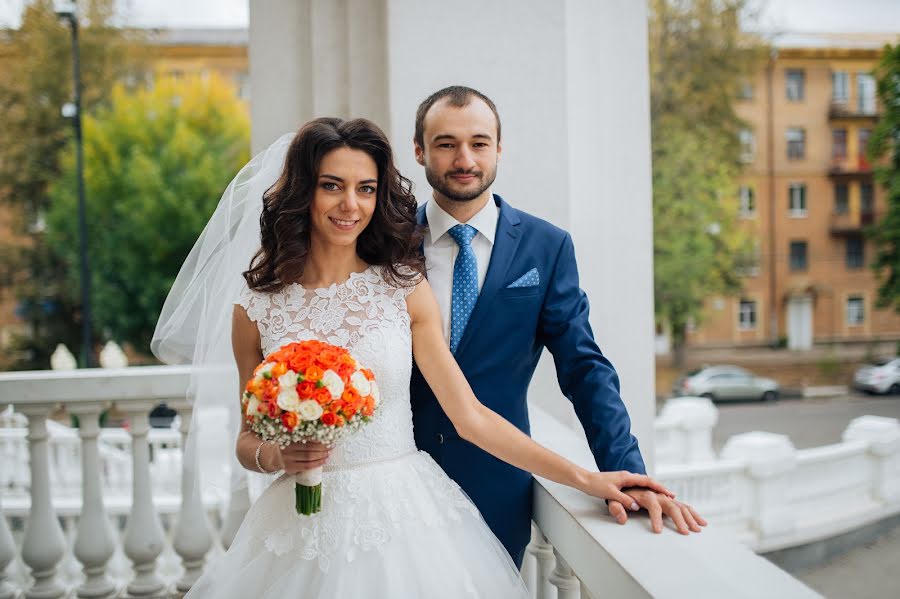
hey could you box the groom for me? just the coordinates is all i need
[408,86,704,566]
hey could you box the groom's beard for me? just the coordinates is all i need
[425,164,497,202]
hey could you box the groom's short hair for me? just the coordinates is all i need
[414,86,501,149]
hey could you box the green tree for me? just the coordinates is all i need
[0,0,144,369]
[45,75,250,354]
[649,0,765,367]
[868,42,900,314]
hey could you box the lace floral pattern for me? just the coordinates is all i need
[233,265,481,572]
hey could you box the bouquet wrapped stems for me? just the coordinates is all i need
[294,467,324,515]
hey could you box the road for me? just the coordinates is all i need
[710,392,900,451]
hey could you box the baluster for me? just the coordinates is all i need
[170,401,213,592]
[70,404,118,599]
[18,406,67,599]
[0,493,17,599]
[519,526,536,594]
[219,485,249,551]
[526,526,555,599]
[549,548,580,599]
[121,404,166,597]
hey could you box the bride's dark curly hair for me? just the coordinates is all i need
[244,117,425,292]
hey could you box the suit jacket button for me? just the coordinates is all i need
[436,433,444,444]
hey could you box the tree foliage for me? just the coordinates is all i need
[0,0,144,368]
[45,75,250,354]
[868,42,900,313]
[649,0,765,363]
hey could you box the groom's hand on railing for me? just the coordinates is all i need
[609,488,707,535]
[278,441,331,474]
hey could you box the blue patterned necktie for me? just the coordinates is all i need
[447,224,478,353]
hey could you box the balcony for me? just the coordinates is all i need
[829,101,879,121]
[830,211,879,236]
[0,368,839,598]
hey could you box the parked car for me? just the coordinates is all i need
[853,358,900,395]
[673,365,779,402]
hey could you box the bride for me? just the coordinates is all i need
[153,117,672,597]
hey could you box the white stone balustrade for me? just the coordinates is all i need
[4,366,884,598]
[654,397,719,465]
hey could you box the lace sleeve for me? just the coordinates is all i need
[235,283,269,323]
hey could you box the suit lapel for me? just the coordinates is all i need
[454,195,521,358]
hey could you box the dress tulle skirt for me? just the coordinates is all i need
[186,451,530,598]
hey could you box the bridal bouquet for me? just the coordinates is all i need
[242,340,380,515]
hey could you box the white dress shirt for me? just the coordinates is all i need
[423,195,499,343]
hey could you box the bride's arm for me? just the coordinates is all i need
[407,280,671,506]
[231,305,330,474]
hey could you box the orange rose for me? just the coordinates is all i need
[335,415,346,427]
[321,412,336,426]
[304,365,324,382]
[362,368,375,381]
[338,363,355,380]
[314,387,332,405]
[272,363,288,377]
[289,354,313,373]
[343,404,357,418]
[297,381,316,399]
[281,412,298,430]
[342,388,361,404]
[267,403,282,418]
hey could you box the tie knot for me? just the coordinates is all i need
[448,224,477,247]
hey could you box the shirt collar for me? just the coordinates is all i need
[425,192,499,246]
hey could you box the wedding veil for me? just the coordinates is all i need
[150,132,294,541]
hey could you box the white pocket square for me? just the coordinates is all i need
[507,268,539,288]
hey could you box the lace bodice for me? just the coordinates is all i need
[236,265,419,467]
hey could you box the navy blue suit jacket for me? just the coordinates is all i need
[410,195,646,566]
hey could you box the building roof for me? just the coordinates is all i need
[772,31,898,50]
[147,28,248,47]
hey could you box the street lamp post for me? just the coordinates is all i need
[56,1,94,368]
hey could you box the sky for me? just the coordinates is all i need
[0,0,899,31]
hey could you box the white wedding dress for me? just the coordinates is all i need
[185,265,529,598]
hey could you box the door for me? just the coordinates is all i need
[788,296,813,351]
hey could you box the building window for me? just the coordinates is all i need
[857,73,876,114]
[847,296,865,325]
[739,129,756,163]
[736,243,761,277]
[858,128,871,167]
[790,241,808,271]
[739,186,755,217]
[738,80,754,100]
[787,127,806,160]
[846,237,865,269]
[739,300,757,330]
[832,128,847,160]
[834,183,849,214]
[786,69,805,101]
[832,71,850,104]
[789,183,807,217]
[861,182,874,215]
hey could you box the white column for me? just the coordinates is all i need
[121,404,166,598]
[843,416,900,502]
[0,493,16,599]
[722,432,797,538]
[18,406,67,599]
[70,403,118,599]
[170,401,213,592]
[526,526,555,599]
[549,547,581,599]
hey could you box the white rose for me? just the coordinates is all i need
[277,386,302,413]
[320,369,345,399]
[297,399,324,421]
[277,370,299,388]
[350,370,371,397]
[246,395,264,417]
[254,362,276,381]
[370,381,381,408]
